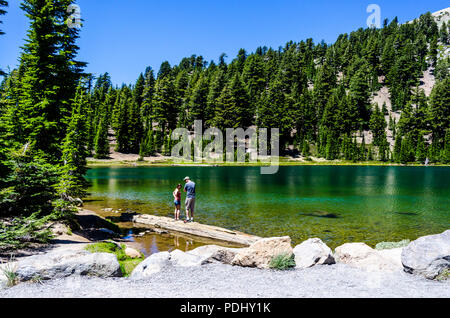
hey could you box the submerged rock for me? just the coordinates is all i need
[334,243,401,272]
[16,248,122,281]
[300,211,341,219]
[293,238,335,269]
[232,236,293,269]
[402,230,450,280]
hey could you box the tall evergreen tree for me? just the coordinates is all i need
[58,84,89,199]
[16,0,85,162]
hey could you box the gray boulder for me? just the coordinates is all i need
[232,236,293,269]
[130,252,171,279]
[189,245,242,265]
[402,230,450,279]
[16,249,121,281]
[170,250,205,267]
[293,238,335,269]
[334,243,401,272]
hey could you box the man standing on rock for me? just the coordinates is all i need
[183,177,196,223]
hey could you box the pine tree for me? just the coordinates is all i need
[17,0,85,162]
[0,0,7,35]
[139,127,155,157]
[429,78,450,149]
[0,0,8,75]
[399,133,415,164]
[142,67,156,130]
[442,130,450,164]
[369,105,387,146]
[394,134,402,162]
[153,75,178,140]
[115,86,132,153]
[416,135,427,163]
[188,73,210,125]
[128,75,144,153]
[349,69,371,127]
[58,85,89,199]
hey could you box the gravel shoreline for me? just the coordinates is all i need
[1,263,449,298]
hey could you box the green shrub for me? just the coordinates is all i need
[269,253,296,270]
[0,213,54,252]
[0,153,60,217]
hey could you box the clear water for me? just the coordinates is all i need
[85,166,450,248]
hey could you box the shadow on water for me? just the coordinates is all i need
[395,212,419,216]
[299,211,342,219]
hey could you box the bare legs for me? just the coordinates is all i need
[174,205,180,220]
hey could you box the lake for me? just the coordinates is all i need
[85,166,450,251]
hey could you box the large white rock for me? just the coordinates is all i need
[189,245,242,265]
[402,230,450,279]
[232,236,293,269]
[130,252,171,279]
[15,249,122,281]
[334,243,401,272]
[378,248,404,268]
[170,250,205,267]
[293,238,335,269]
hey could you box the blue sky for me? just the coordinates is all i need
[1,0,449,85]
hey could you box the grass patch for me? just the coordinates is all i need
[0,256,19,288]
[269,253,296,270]
[85,242,144,277]
[436,269,450,282]
[375,240,411,250]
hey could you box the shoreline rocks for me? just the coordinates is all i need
[2,229,449,289]
[232,236,293,269]
[401,230,450,279]
[334,243,402,272]
[293,238,335,269]
[130,252,171,279]
[15,248,122,281]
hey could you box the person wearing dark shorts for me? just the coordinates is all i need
[173,184,182,220]
[183,177,196,223]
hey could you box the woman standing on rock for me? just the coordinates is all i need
[173,184,182,220]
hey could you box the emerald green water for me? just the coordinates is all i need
[85,166,450,248]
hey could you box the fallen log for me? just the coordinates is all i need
[132,214,261,246]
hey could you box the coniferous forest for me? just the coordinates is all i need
[0,1,449,249]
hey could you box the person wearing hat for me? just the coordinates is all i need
[183,177,196,223]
